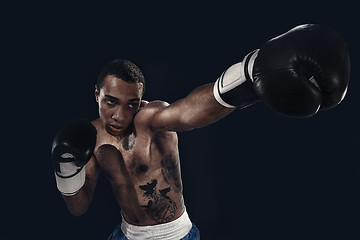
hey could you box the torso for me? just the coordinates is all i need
[91,114,185,226]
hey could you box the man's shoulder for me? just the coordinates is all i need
[91,118,102,129]
[134,100,169,124]
[91,118,107,136]
[134,100,178,137]
[140,100,170,112]
[91,118,112,140]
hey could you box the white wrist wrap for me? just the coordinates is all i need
[55,163,86,196]
[213,49,259,108]
[213,62,246,108]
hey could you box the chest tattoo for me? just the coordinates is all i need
[138,179,177,223]
[161,155,182,193]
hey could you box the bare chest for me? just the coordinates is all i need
[121,148,151,179]
[95,133,156,181]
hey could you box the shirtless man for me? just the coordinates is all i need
[51,25,349,239]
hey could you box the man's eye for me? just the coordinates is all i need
[105,99,116,105]
[128,103,137,108]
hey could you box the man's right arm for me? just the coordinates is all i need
[52,119,99,216]
[62,155,99,217]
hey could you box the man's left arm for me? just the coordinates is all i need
[147,81,248,132]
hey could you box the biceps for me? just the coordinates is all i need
[151,100,194,132]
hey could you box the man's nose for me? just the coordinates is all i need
[111,107,125,123]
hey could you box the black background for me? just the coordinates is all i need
[2,1,359,239]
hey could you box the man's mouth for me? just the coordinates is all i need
[109,124,123,132]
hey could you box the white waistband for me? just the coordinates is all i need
[121,209,192,240]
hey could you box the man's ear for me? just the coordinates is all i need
[95,85,100,102]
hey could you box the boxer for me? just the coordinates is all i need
[52,24,349,239]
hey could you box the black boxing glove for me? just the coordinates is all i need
[51,119,97,196]
[214,24,350,117]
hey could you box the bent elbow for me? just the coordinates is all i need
[64,200,89,217]
[67,206,88,217]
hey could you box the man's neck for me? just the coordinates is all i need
[121,132,135,151]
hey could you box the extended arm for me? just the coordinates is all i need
[146,24,350,133]
[142,57,259,132]
[150,83,236,132]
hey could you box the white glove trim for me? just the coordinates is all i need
[55,167,85,196]
[213,50,259,108]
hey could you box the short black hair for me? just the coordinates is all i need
[96,59,145,94]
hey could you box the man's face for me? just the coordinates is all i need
[95,75,143,137]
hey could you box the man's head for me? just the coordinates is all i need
[95,59,145,136]
[96,59,145,95]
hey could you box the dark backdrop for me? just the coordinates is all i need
[2,1,358,239]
